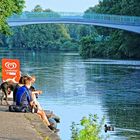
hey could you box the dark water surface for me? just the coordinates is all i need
[0,49,140,140]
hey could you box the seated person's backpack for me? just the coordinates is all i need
[9,105,31,112]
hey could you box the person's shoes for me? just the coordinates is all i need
[48,125,59,133]
[48,125,55,130]
[54,128,60,133]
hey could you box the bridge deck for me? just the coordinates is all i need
[7,12,140,33]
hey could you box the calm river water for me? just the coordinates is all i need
[0,49,140,140]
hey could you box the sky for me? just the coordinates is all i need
[24,0,99,12]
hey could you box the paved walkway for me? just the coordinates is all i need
[0,105,60,140]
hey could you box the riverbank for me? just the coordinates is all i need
[0,105,60,140]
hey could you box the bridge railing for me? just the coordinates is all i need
[8,12,140,26]
[9,12,60,19]
[83,13,140,25]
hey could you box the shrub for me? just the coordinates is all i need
[71,114,107,140]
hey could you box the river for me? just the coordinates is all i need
[0,49,140,140]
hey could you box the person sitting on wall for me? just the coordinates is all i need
[13,76,28,105]
[30,86,59,131]
[15,76,54,130]
[29,76,60,131]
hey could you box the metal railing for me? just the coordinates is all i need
[8,12,140,26]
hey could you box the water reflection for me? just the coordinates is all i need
[0,49,140,140]
[83,60,140,140]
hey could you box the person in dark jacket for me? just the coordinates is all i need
[16,76,52,128]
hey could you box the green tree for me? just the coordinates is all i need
[2,5,74,51]
[0,0,25,34]
[32,5,43,12]
[82,0,140,59]
[71,114,107,140]
[79,36,96,58]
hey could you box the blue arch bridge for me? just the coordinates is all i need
[7,12,140,34]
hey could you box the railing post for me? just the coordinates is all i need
[21,12,27,19]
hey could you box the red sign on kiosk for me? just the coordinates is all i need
[2,58,20,83]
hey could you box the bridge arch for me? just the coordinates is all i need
[7,12,140,34]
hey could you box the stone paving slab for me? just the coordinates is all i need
[0,105,60,140]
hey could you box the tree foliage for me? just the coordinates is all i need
[0,0,25,34]
[0,5,80,51]
[0,2,140,59]
[71,114,107,140]
[32,5,43,12]
[79,36,95,58]
[80,0,140,59]
[6,23,71,51]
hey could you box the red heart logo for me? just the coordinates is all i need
[5,62,17,69]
